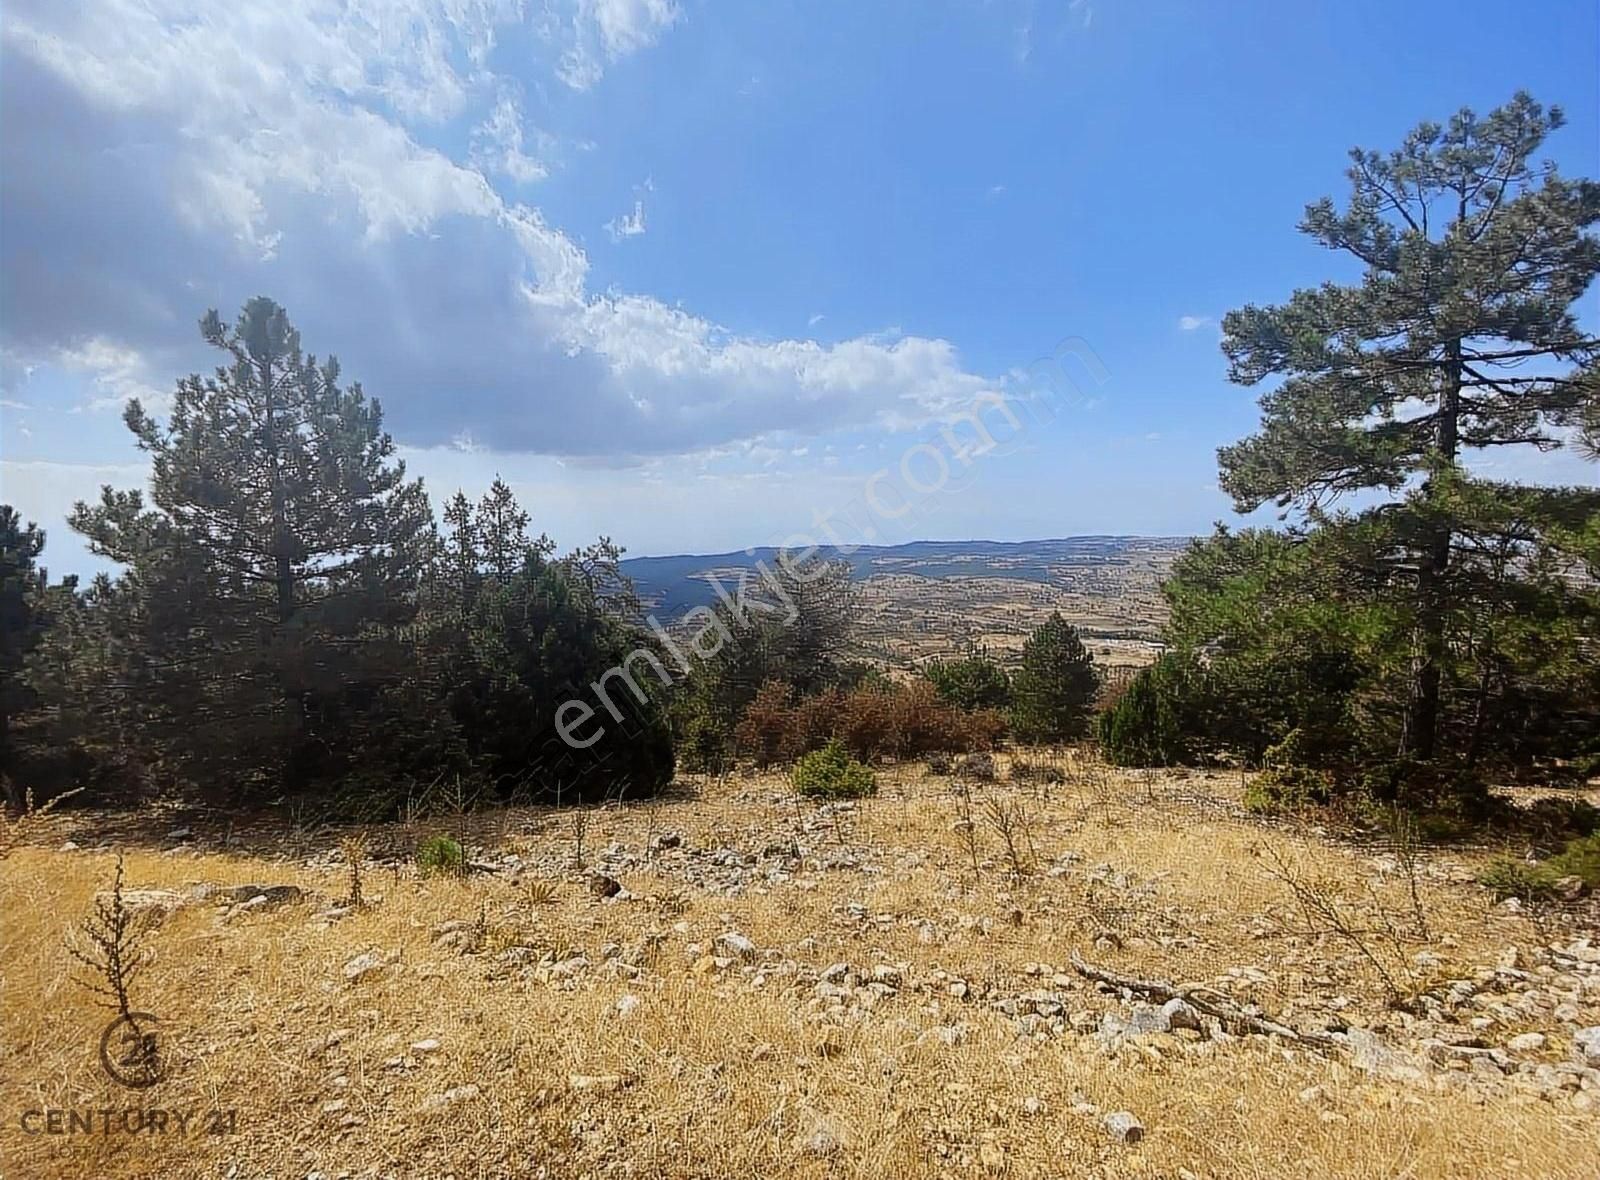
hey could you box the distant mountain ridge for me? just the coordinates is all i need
[620,535,1191,620]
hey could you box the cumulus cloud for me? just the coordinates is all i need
[471,91,553,185]
[0,0,1003,461]
[556,0,681,90]
[57,338,169,412]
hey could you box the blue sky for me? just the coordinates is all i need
[3,0,1596,578]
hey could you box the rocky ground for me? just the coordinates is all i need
[3,757,1597,1178]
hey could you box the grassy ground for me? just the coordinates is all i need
[2,756,1596,1179]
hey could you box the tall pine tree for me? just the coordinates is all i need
[1219,93,1600,764]
[1009,613,1100,742]
[65,298,436,801]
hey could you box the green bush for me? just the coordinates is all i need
[924,655,1012,712]
[1099,653,1198,767]
[1244,764,1334,814]
[1479,832,1600,900]
[1478,857,1556,901]
[791,740,877,800]
[1547,831,1600,886]
[416,835,465,878]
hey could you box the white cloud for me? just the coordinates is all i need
[557,0,681,90]
[471,91,552,185]
[1177,314,1210,332]
[57,339,166,412]
[605,199,647,242]
[1,0,1005,461]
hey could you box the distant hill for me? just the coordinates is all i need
[621,536,1191,670]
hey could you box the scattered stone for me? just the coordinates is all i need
[616,994,642,1018]
[410,1038,441,1053]
[1161,997,1205,1034]
[321,1100,347,1115]
[918,1024,968,1047]
[211,883,304,908]
[1572,1027,1600,1066]
[1103,1111,1145,1144]
[716,931,757,958]
[795,1112,848,1156]
[549,956,590,979]
[1507,1032,1546,1054]
[1553,875,1589,903]
[1346,1028,1427,1085]
[588,873,622,899]
[568,1073,629,1094]
[224,894,276,922]
[419,1084,480,1111]
[100,888,188,928]
[431,919,478,952]
[1097,1002,1174,1045]
[343,951,388,982]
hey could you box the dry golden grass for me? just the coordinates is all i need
[2,757,1596,1179]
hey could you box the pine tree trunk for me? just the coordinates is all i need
[260,356,294,623]
[1403,340,1463,762]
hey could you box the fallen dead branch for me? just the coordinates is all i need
[1068,952,1341,1052]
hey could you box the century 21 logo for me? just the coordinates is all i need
[98,1012,168,1088]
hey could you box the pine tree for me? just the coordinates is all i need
[0,508,46,774]
[1219,93,1600,763]
[64,298,436,800]
[476,477,535,584]
[1099,653,1195,767]
[1009,613,1099,742]
[0,508,75,800]
[422,480,673,803]
[924,653,1012,712]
